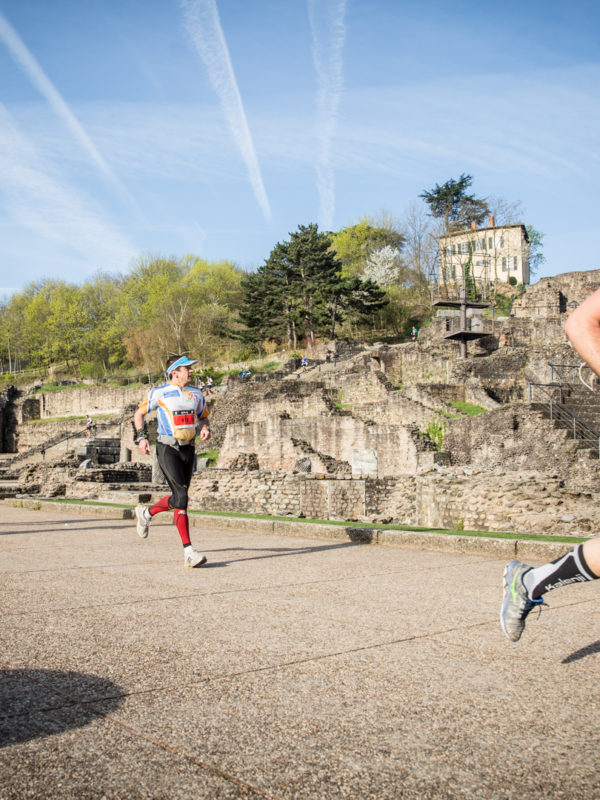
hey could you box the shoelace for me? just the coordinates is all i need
[523,596,548,620]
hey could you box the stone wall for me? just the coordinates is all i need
[352,390,453,428]
[34,385,148,419]
[17,417,120,453]
[246,383,334,421]
[0,386,19,453]
[183,468,600,535]
[443,404,600,491]
[512,269,600,319]
[218,414,436,477]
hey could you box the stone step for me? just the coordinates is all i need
[0,480,20,498]
[95,489,153,505]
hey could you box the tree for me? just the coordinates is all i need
[525,226,545,279]
[332,277,388,338]
[401,202,440,283]
[420,173,489,232]
[240,223,388,348]
[331,216,405,277]
[286,224,343,345]
[363,246,402,287]
[239,250,302,350]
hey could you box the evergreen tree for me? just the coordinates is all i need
[239,223,388,347]
[420,174,489,232]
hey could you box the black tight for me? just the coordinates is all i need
[156,442,195,510]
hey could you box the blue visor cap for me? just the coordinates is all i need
[166,356,198,376]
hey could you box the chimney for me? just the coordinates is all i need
[489,215,495,227]
[470,221,477,229]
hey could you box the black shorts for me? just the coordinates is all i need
[156,442,195,510]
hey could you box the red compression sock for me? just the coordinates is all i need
[173,509,191,547]
[149,496,171,516]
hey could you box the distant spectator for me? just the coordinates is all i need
[85,415,93,437]
[205,376,214,394]
[300,356,308,371]
[325,349,332,363]
[411,326,418,341]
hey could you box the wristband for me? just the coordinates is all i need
[135,426,148,444]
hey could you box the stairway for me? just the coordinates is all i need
[559,383,600,432]
[530,377,600,459]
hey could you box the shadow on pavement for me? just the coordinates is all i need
[205,539,363,568]
[0,521,135,535]
[0,669,124,748]
[562,639,600,664]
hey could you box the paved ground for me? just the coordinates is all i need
[1,506,599,800]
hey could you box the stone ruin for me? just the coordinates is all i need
[4,268,600,537]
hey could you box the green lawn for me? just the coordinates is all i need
[30,498,587,545]
[450,401,487,416]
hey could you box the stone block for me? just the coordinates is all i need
[352,449,378,476]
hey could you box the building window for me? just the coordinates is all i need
[475,239,484,252]
[502,256,519,272]
[488,237,494,250]
[460,241,469,254]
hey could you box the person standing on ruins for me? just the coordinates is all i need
[501,289,600,641]
[133,355,211,568]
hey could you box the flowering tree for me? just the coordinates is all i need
[363,245,402,287]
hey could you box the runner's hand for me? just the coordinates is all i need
[199,426,211,442]
[138,439,151,455]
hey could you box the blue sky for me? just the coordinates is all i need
[0,0,599,293]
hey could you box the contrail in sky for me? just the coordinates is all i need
[0,10,140,215]
[180,0,272,222]
[0,105,138,270]
[308,0,347,231]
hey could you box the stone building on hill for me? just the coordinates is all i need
[438,217,530,287]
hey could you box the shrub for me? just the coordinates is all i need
[424,419,446,451]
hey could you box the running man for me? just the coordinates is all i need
[501,289,600,640]
[133,355,211,568]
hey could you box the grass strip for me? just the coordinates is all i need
[28,498,587,545]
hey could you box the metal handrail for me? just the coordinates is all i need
[7,421,116,467]
[549,361,597,393]
[528,382,600,457]
[548,363,582,383]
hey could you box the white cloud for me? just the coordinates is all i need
[179,0,272,222]
[0,106,138,272]
[0,9,141,217]
[308,0,347,231]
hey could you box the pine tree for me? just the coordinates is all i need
[420,174,489,232]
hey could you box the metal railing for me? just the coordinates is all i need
[6,421,117,467]
[528,382,600,457]
[549,362,598,392]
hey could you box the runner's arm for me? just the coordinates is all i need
[565,287,600,377]
[133,405,151,455]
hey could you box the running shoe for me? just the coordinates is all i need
[184,547,207,568]
[135,505,151,538]
[501,560,545,642]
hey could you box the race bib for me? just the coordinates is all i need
[173,411,196,440]
[173,412,195,426]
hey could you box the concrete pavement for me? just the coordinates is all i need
[1,505,598,799]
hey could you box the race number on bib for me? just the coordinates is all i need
[173,412,195,426]
[172,410,196,441]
